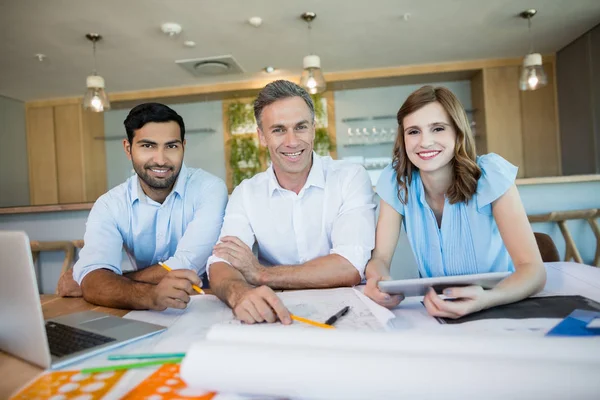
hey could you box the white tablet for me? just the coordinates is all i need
[377,271,512,297]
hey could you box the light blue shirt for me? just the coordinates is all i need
[376,153,518,278]
[73,164,228,285]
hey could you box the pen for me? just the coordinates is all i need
[159,261,205,294]
[324,306,350,326]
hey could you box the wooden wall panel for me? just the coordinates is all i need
[591,24,600,174]
[557,33,595,175]
[81,110,107,202]
[25,107,58,205]
[470,71,487,154]
[483,66,525,177]
[520,62,561,177]
[54,104,85,203]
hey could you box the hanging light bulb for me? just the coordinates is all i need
[300,55,326,94]
[82,33,111,112]
[519,9,547,91]
[299,12,326,94]
[520,53,547,91]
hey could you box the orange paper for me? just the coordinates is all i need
[122,364,216,399]
[10,369,126,399]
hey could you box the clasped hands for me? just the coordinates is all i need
[212,236,291,325]
[212,236,265,286]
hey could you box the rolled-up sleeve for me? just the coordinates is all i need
[73,198,124,285]
[206,183,256,279]
[165,179,229,275]
[329,166,376,279]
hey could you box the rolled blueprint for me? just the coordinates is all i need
[206,324,600,363]
[181,326,600,400]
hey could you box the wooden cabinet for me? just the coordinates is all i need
[25,103,106,205]
[557,24,600,175]
[25,107,58,205]
[470,62,560,178]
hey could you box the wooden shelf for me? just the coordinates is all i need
[0,203,94,215]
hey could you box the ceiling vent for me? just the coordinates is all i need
[176,55,244,77]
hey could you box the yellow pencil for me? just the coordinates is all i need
[159,262,205,294]
[290,314,335,329]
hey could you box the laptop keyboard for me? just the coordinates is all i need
[45,321,116,358]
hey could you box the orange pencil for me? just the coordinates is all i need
[290,314,335,329]
[159,262,205,294]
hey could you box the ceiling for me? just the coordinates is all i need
[1,0,599,102]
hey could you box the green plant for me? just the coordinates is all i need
[314,127,334,156]
[229,135,261,187]
[311,93,326,125]
[228,101,255,133]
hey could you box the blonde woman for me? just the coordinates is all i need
[364,86,546,318]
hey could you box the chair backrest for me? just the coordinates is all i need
[534,232,560,263]
[29,241,76,274]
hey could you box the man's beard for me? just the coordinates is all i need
[133,161,180,190]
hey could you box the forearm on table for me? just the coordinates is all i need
[209,262,254,308]
[80,269,156,309]
[124,264,168,284]
[484,262,546,309]
[258,254,361,290]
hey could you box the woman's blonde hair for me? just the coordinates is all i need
[393,85,481,205]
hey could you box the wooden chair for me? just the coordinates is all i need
[529,209,600,266]
[533,232,560,263]
[29,241,76,275]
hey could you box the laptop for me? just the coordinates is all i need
[0,231,166,369]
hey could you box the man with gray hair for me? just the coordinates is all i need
[207,80,375,324]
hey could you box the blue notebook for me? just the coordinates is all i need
[546,309,600,337]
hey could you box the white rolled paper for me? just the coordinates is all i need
[180,326,600,400]
[206,324,600,363]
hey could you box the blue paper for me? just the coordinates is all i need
[546,309,600,337]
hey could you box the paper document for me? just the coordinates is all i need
[221,288,387,331]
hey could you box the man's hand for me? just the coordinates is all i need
[364,275,404,308]
[423,286,489,319]
[56,269,83,298]
[149,269,202,311]
[231,285,291,325]
[213,236,264,286]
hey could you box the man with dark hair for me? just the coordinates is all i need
[208,80,375,324]
[70,102,228,310]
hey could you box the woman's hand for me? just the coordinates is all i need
[423,286,490,319]
[364,275,404,308]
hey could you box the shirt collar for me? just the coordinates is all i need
[130,163,188,205]
[268,152,325,196]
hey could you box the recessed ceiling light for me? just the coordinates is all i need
[248,16,262,27]
[161,22,182,37]
[34,53,47,62]
[184,40,196,48]
[264,66,275,73]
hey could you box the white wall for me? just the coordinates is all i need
[103,100,226,190]
[0,95,29,207]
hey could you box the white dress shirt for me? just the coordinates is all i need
[206,153,376,278]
